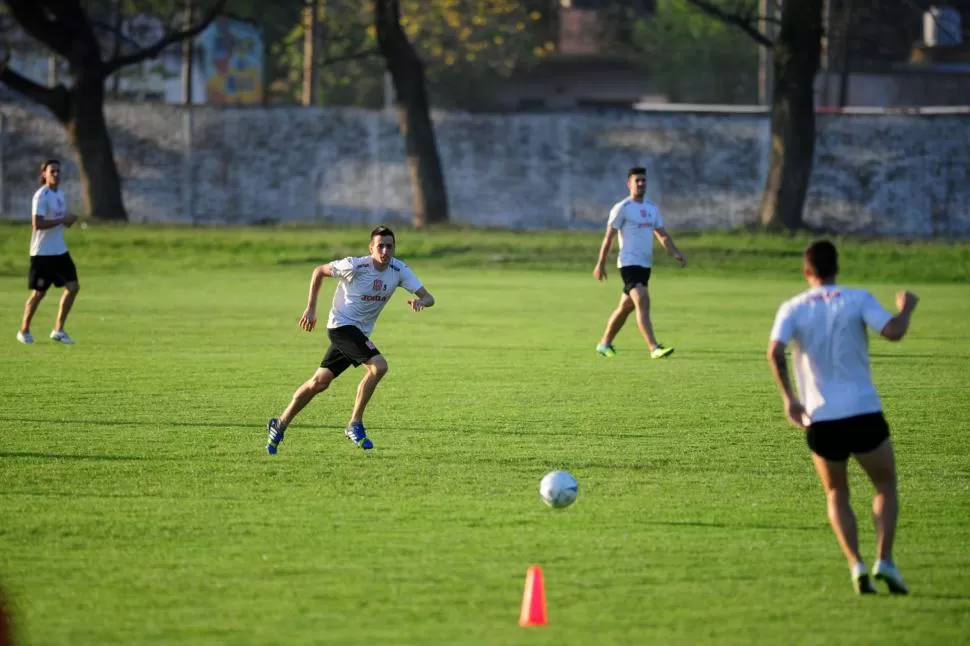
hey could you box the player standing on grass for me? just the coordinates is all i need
[17,159,80,345]
[593,166,686,359]
[266,226,435,454]
[768,240,918,595]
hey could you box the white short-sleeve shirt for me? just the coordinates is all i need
[607,197,664,268]
[326,256,423,336]
[770,285,894,423]
[30,186,69,256]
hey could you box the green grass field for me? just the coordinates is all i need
[1,224,969,645]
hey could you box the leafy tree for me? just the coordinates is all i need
[268,0,552,109]
[678,0,823,231]
[609,0,758,104]
[375,0,448,226]
[0,0,228,221]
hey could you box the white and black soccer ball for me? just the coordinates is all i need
[539,470,578,509]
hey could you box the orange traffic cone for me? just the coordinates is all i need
[518,565,548,627]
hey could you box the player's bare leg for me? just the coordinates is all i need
[267,368,335,454]
[281,368,335,426]
[350,356,388,426]
[812,454,875,593]
[18,290,45,343]
[856,440,907,593]
[54,281,79,332]
[598,294,634,355]
[628,286,658,348]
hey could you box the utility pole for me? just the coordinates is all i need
[837,0,853,108]
[757,0,775,105]
[302,0,319,106]
[182,0,195,104]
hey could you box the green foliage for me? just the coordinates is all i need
[264,0,553,108]
[628,0,761,104]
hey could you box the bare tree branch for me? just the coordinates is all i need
[103,0,229,75]
[320,46,379,68]
[0,49,71,120]
[89,19,142,53]
[685,0,774,47]
[2,0,76,60]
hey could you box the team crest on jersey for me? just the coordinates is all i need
[372,279,384,291]
[640,209,646,217]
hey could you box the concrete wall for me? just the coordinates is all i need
[1,101,968,237]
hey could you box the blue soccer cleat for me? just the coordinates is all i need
[345,421,374,450]
[266,418,285,455]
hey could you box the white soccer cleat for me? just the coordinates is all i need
[873,560,909,595]
[16,331,34,344]
[50,330,76,344]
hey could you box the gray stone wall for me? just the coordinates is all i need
[1,101,968,236]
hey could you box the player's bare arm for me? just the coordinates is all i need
[593,226,617,280]
[654,227,686,268]
[880,291,919,341]
[767,339,807,429]
[407,286,435,312]
[300,263,337,331]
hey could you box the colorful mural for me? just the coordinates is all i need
[198,17,264,105]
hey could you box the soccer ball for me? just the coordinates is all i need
[539,470,578,508]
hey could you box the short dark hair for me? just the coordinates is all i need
[40,159,60,185]
[804,240,839,279]
[628,167,646,179]
[370,225,395,242]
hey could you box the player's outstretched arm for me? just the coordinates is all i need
[880,291,919,341]
[407,287,435,312]
[654,227,686,268]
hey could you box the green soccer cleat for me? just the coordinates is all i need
[596,343,617,358]
[650,344,674,359]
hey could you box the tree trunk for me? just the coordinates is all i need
[64,73,128,221]
[302,0,318,106]
[757,0,823,232]
[375,0,449,227]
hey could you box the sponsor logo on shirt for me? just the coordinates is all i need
[808,290,842,303]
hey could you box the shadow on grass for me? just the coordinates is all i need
[0,416,336,433]
[0,451,148,461]
[644,519,824,532]
[915,593,970,601]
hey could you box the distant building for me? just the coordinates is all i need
[817,1,970,107]
[497,0,662,110]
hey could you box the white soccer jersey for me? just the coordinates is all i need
[770,285,894,423]
[326,256,423,336]
[607,197,664,268]
[30,186,68,256]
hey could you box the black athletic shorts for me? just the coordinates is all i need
[320,325,381,377]
[806,412,890,462]
[28,253,78,291]
[620,265,652,294]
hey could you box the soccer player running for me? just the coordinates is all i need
[266,226,435,454]
[768,240,919,595]
[17,159,80,345]
[593,166,686,359]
